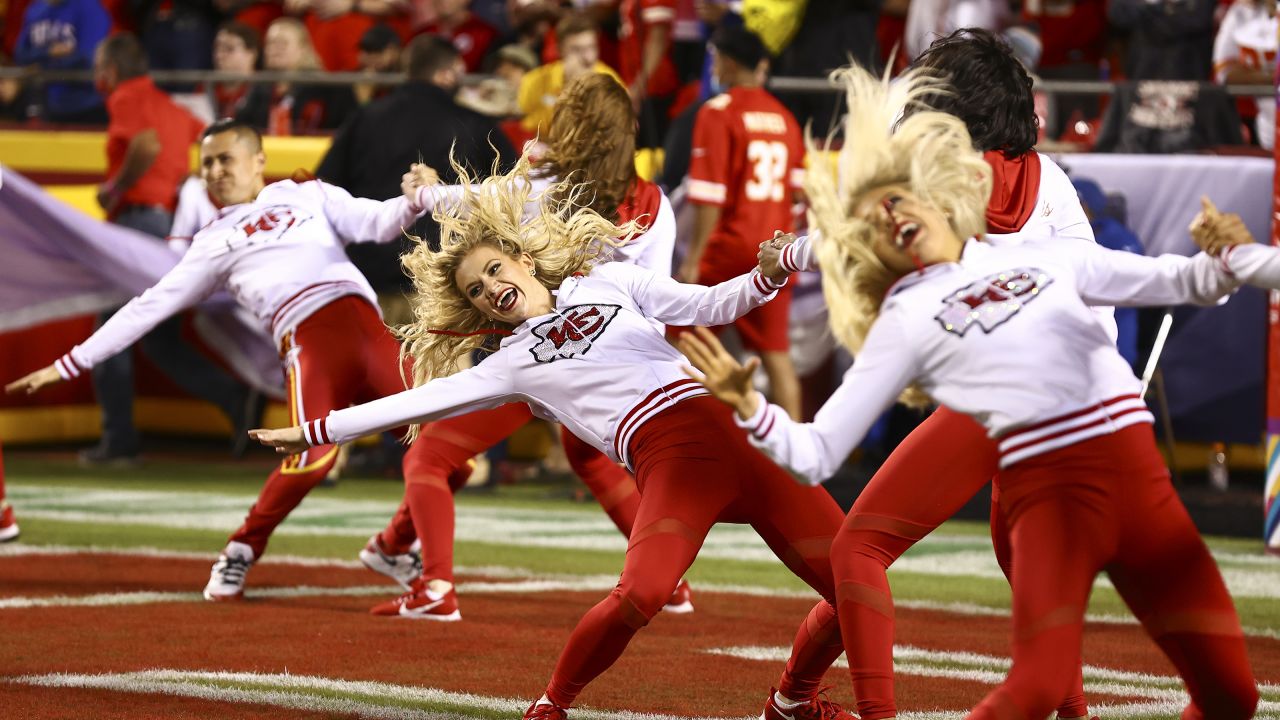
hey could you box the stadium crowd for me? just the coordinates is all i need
[0,0,1276,151]
[0,0,1275,717]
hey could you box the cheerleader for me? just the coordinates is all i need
[760,28,1102,719]
[362,72,691,620]
[252,158,856,720]
[681,64,1260,720]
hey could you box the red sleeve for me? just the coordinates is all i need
[688,103,733,206]
[640,0,677,26]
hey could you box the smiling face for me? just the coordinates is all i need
[851,184,964,275]
[454,245,554,325]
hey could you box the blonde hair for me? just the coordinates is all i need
[539,72,637,222]
[808,65,990,353]
[397,154,633,429]
[266,17,323,71]
[807,65,991,407]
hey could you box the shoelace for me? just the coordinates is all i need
[807,688,852,720]
[215,556,251,583]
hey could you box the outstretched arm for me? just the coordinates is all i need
[5,252,220,396]
[320,164,439,244]
[1071,197,1278,307]
[604,260,786,328]
[252,354,517,455]
[678,319,918,485]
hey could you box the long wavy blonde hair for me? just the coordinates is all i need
[397,154,633,402]
[808,65,991,357]
[539,72,637,222]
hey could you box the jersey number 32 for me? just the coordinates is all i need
[745,140,788,202]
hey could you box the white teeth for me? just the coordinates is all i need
[497,288,517,311]
[897,223,919,248]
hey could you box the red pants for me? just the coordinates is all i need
[377,404,641,583]
[969,424,1256,720]
[230,297,407,557]
[829,407,1087,720]
[543,396,847,707]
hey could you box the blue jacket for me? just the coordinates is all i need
[15,0,110,118]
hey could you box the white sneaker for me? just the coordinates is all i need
[359,534,423,590]
[203,541,255,601]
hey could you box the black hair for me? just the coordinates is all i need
[201,117,263,152]
[217,20,261,53]
[98,33,149,81]
[909,28,1038,158]
[405,34,461,81]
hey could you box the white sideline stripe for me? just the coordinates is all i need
[10,670,751,720]
[3,544,1279,642]
[12,669,1280,720]
[708,645,1280,708]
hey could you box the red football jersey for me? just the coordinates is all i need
[618,0,679,97]
[688,86,804,282]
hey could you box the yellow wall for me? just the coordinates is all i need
[5,130,665,218]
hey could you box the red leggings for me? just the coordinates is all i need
[377,404,641,583]
[543,396,847,707]
[230,297,408,557]
[829,407,1087,720]
[969,424,1256,720]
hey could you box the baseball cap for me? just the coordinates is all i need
[711,25,768,69]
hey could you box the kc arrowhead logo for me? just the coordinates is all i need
[529,304,621,363]
[935,268,1052,337]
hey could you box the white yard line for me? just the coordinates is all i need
[2,544,1279,642]
[12,667,1279,720]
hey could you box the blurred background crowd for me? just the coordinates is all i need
[0,0,1276,155]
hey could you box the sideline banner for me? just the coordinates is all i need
[0,165,283,399]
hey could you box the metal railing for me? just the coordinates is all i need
[0,67,1273,97]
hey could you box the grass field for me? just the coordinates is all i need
[3,449,1279,719]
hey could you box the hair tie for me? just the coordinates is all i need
[426,328,514,337]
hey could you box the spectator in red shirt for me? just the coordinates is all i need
[95,33,205,224]
[87,32,258,465]
[617,0,678,147]
[679,25,805,419]
[283,0,410,71]
[417,0,498,72]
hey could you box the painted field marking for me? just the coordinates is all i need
[10,485,1277,591]
[709,645,1280,714]
[2,544,1279,642]
[12,668,1280,720]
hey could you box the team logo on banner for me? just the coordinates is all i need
[935,268,1053,337]
[529,304,621,363]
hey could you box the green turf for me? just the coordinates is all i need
[7,451,1280,636]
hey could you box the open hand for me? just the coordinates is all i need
[757,230,795,284]
[1190,196,1254,256]
[5,364,63,395]
[677,327,761,420]
[248,426,308,455]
